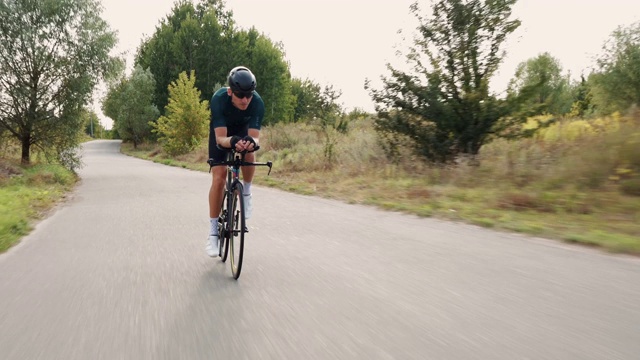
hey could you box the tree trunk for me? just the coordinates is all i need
[21,134,30,165]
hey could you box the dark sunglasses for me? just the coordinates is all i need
[233,91,253,99]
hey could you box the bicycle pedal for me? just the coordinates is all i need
[243,226,249,233]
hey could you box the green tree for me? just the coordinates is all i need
[291,78,320,122]
[290,78,347,126]
[317,85,346,131]
[151,71,209,156]
[569,74,594,117]
[134,1,294,125]
[81,109,105,138]
[194,4,226,99]
[290,78,330,123]
[136,1,229,113]
[102,66,159,148]
[367,0,521,162]
[135,7,184,113]
[239,28,295,124]
[316,85,347,165]
[0,0,119,167]
[507,52,573,115]
[589,21,640,115]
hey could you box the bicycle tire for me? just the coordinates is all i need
[219,192,230,261]
[228,182,245,279]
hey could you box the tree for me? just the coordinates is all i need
[134,1,294,125]
[569,74,593,117]
[290,78,343,124]
[239,28,295,124]
[151,70,209,156]
[194,3,226,100]
[589,21,640,115]
[315,84,347,165]
[367,0,521,162]
[507,52,573,115]
[102,66,159,148]
[135,7,185,114]
[0,0,119,166]
[317,85,346,131]
[135,0,230,113]
[80,109,105,138]
[290,78,322,122]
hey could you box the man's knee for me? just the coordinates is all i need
[211,167,226,186]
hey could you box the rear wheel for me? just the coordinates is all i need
[228,183,245,279]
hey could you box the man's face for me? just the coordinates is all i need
[228,88,253,110]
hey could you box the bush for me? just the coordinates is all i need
[151,71,209,156]
[620,178,640,196]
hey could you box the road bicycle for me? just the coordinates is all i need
[208,146,272,279]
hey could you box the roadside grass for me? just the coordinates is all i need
[120,113,640,255]
[0,158,78,252]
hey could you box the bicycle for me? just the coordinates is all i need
[208,145,272,279]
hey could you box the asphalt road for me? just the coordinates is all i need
[1,140,639,360]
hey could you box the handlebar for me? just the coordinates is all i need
[207,145,272,175]
[216,144,260,153]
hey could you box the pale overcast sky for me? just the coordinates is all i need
[95,0,640,127]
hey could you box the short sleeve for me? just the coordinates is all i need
[249,96,265,130]
[210,92,227,129]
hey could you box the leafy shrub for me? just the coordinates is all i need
[152,71,209,156]
[620,178,640,196]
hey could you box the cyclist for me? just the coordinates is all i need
[206,66,264,257]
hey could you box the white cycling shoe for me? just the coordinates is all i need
[206,234,219,257]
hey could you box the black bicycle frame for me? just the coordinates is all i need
[208,146,273,214]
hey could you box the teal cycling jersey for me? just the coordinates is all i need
[210,87,264,131]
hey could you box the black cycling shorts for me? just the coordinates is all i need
[208,125,248,162]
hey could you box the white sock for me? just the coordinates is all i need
[210,218,218,235]
[243,182,252,195]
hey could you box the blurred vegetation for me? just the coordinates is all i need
[121,110,640,254]
[0,151,78,253]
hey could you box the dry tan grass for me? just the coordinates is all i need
[119,113,640,254]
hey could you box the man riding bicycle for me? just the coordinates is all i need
[206,66,264,257]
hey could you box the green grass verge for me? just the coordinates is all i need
[0,163,77,252]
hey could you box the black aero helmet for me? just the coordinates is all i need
[227,66,256,92]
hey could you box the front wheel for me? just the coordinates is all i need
[228,182,245,279]
[218,192,229,261]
